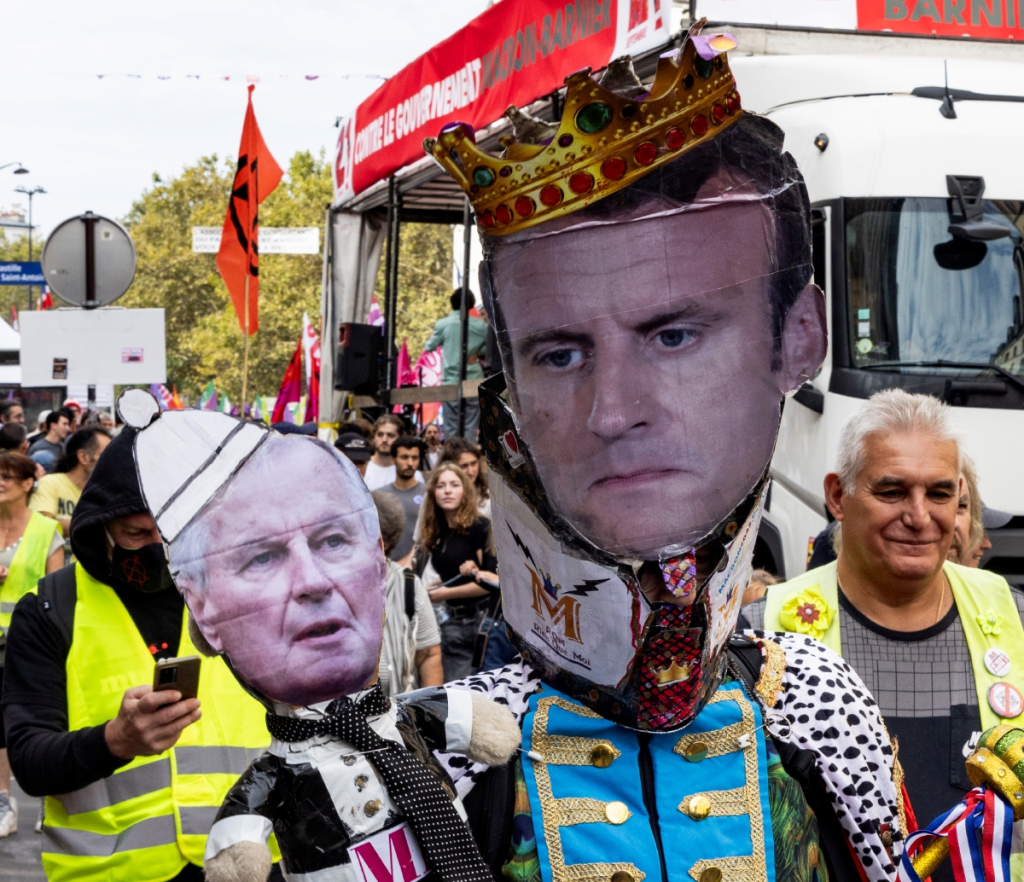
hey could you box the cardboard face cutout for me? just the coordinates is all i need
[120,390,387,708]
[490,191,794,558]
[428,38,827,730]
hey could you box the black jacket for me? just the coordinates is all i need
[2,427,185,797]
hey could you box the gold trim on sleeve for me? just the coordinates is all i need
[752,638,787,709]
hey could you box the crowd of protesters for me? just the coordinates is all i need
[335,411,513,685]
[0,384,1017,882]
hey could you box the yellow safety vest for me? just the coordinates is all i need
[763,560,1024,729]
[765,561,1024,879]
[41,564,275,882]
[0,511,59,635]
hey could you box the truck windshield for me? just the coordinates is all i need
[845,198,1024,375]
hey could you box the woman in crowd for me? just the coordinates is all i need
[419,463,498,680]
[439,437,491,518]
[0,451,63,837]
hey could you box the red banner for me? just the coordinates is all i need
[334,0,671,203]
[857,0,1023,39]
[696,0,1023,42]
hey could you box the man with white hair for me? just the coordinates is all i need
[743,389,1024,861]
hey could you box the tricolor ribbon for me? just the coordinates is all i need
[897,787,1013,882]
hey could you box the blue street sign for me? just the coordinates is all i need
[0,262,44,285]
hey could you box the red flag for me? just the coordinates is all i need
[170,385,184,410]
[414,348,443,426]
[272,338,303,423]
[397,338,417,387]
[216,85,283,336]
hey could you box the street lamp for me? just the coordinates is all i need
[0,163,29,175]
[14,185,46,310]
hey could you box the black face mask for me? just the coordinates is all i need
[108,542,176,594]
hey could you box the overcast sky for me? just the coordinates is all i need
[2,0,486,238]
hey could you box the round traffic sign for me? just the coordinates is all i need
[41,213,136,307]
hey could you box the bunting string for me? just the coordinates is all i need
[35,72,387,82]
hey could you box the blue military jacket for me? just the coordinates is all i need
[520,681,777,882]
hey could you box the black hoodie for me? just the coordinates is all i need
[3,426,185,797]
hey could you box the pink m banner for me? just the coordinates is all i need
[351,823,429,882]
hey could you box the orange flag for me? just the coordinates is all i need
[216,85,283,336]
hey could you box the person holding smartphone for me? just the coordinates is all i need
[1,427,274,882]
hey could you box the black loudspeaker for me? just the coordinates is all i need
[335,323,384,395]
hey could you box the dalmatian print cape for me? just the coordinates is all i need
[436,630,902,882]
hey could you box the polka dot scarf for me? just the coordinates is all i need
[265,686,493,882]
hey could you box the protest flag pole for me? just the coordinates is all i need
[242,274,250,407]
[216,84,281,410]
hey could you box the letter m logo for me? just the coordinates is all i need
[528,566,583,644]
[352,824,428,882]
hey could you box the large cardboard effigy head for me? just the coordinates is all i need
[427,23,827,730]
[118,389,387,709]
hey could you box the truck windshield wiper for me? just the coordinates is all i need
[858,359,1024,395]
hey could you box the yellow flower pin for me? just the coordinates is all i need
[779,586,835,642]
[977,609,1004,636]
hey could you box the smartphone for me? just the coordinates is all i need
[153,655,201,702]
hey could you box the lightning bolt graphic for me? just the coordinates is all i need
[505,521,536,566]
[566,578,608,597]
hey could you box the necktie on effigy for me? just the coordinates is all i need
[265,686,493,882]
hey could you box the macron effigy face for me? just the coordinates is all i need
[492,185,817,559]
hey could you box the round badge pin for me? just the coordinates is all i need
[984,647,1012,678]
[988,681,1024,719]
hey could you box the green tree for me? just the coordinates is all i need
[0,229,46,323]
[375,222,454,362]
[121,150,332,405]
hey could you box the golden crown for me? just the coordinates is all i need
[424,24,743,236]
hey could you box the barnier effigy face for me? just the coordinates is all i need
[122,390,387,709]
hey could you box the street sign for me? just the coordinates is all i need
[19,308,166,386]
[0,262,44,285]
[41,213,137,307]
[191,226,321,254]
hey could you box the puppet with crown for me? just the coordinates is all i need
[418,23,919,882]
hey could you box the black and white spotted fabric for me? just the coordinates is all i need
[437,641,899,882]
[749,630,902,882]
[268,686,493,882]
[435,660,540,798]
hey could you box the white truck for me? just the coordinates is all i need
[729,54,1024,585]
